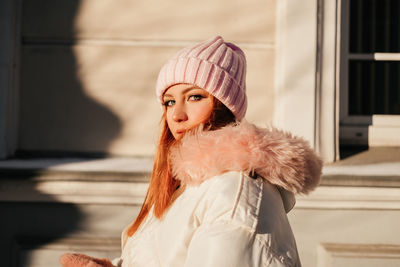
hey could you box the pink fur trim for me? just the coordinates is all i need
[169,121,322,194]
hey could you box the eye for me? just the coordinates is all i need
[163,100,175,107]
[188,94,204,101]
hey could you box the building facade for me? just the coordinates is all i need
[1,0,399,266]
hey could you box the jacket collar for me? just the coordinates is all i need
[169,121,322,196]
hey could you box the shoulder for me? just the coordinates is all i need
[187,173,301,265]
[192,171,282,232]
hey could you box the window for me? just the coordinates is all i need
[339,0,400,151]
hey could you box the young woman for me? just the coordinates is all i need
[61,36,322,267]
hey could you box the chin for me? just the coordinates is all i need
[173,134,183,140]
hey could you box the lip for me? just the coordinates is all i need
[176,129,186,134]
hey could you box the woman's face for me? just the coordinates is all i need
[163,83,213,140]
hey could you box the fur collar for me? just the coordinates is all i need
[169,121,322,194]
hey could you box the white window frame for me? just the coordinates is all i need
[275,0,341,163]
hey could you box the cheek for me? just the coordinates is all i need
[189,102,213,123]
[165,109,174,127]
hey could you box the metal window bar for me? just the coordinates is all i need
[384,1,390,114]
[370,0,376,114]
[348,53,400,61]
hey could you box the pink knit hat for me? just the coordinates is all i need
[156,36,247,120]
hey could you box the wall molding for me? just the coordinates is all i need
[318,243,400,267]
[22,37,275,50]
[0,178,148,205]
[1,176,400,210]
[1,158,399,209]
[296,185,400,210]
[13,237,121,267]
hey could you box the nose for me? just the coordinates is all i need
[172,104,188,122]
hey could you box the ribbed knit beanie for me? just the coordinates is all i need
[156,36,247,120]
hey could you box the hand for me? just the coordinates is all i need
[60,253,116,267]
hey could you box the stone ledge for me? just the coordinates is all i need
[0,156,153,172]
[0,157,151,204]
[0,179,148,205]
[321,162,400,188]
[320,175,400,188]
[296,186,400,210]
[0,157,152,182]
[0,168,150,182]
[16,236,120,251]
[1,155,399,207]
[15,237,121,266]
[321,147,400,188]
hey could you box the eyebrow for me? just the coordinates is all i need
[163,86,204,98]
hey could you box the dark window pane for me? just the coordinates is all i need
[350,0,400,53]
[349,60,400,115]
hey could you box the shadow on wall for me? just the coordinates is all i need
[0,166,85,267]
[2,196,84,267]
[18,0,122,155]
[2,0,125,266]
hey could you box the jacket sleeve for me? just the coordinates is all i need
[183,221,295,267]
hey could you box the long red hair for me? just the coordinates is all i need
[127,96,235,236]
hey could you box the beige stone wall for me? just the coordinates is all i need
[19,0,276,156]
[289,207,400,267]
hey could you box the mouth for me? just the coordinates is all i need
[176,129,186,135]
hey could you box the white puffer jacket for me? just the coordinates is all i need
[117,122,322,267]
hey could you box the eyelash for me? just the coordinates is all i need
[163,100,175,107]
[188,94,204,101]
[163,95,204,107]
